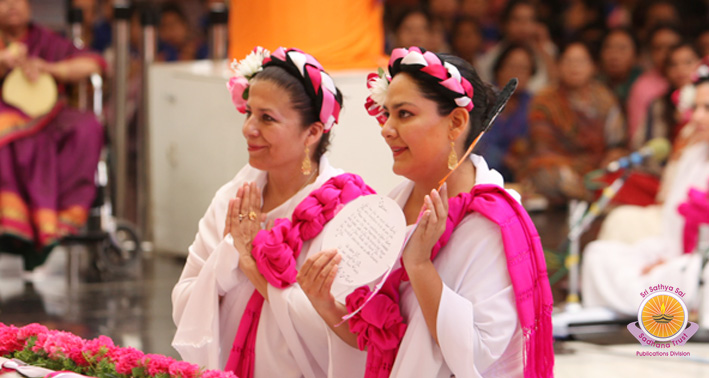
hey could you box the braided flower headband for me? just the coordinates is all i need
[227,46,342,131]
[365,46,475,125]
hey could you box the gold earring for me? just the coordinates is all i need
[302,146,312,175]
[448,141,458,170]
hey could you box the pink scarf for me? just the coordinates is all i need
[224,173,375,378]
[346,184,555,378]
[678,182,709,253]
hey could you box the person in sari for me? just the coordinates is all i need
[171,47,367,378]
[0,0,105,270]
[521,40,626,207]
[299,47,554,377]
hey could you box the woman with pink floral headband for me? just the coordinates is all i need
[298,47,554,377]
[171,47,371,378]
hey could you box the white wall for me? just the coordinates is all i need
[148,61,399,255]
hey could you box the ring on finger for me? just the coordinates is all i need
[249,211,257,221]
[238,213,245,222]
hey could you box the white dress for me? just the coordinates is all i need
[171,156,365,378]
[582,142,709,315]
[383,155,524,378]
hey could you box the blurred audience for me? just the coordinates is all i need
[476,0,556,93]
[476,43,536,181]
[520,41,625,206]
[597,27,642,111]
[390,7,435,52]
[450,17,482,65]
[626,24,682,146]
[696,27,709,58]
[157,2,207,62]
[636,42,701,148]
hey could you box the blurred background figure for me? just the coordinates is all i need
[520,41,625,207]
[476,42,536,182]
[636,41,701,148]
[450,17,482,65]
[0,0,105,270]
[696,27,709,59]
[158,2,207,62]
[632,0,680,42]
[476,0,556,93]
[561,0,605,52]
[582,65,709,316]
[390,7,434,52]
[626,23,682,146]
[597,27,642,111]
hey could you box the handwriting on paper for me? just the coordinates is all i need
[323,195,406,297]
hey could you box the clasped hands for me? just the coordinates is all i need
[224,182,267,259]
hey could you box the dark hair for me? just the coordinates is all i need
[633,0,680,32]
[500,0,535,25]
[602,27,640,56]
[393,7,432,34]
[401,54,497,149]
[663,40,701,77]
[557,39,594,62]
[492,42,537,79]
[161,3,188,24]
[254,66,343,161]
[646,23,683,48]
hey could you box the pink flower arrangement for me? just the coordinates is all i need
[0,323,237,378]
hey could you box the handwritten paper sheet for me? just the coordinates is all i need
[322,195,406,302]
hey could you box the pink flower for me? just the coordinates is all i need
[142,354,175,376]
[167,360,200,378]
[201,370,237,378]
[82,335,115,361]
[110,346,144,375]
[226,76,249,113]
[35,331,85,361]
[0,324,23,355]
[17,323,48,341]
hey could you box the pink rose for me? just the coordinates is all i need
[226,76,249,113]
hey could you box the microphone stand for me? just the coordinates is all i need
[553,169,636,338]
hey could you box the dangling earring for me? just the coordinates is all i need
[302,146,312,176]
[448,141,458,170]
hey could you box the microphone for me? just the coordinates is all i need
[605,138,671,173]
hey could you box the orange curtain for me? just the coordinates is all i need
[228,0,385,70]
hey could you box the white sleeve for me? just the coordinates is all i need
[171,190,247,369]
[435,217,519,377]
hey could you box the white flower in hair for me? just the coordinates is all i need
[231,46,270,80]
[369,72,390,107]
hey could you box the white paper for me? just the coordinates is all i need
[322,195,406,303]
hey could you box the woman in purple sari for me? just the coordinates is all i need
[0,0,105,269]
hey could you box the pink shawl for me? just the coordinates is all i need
[224,173,375,378]
[346,184,555,377]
